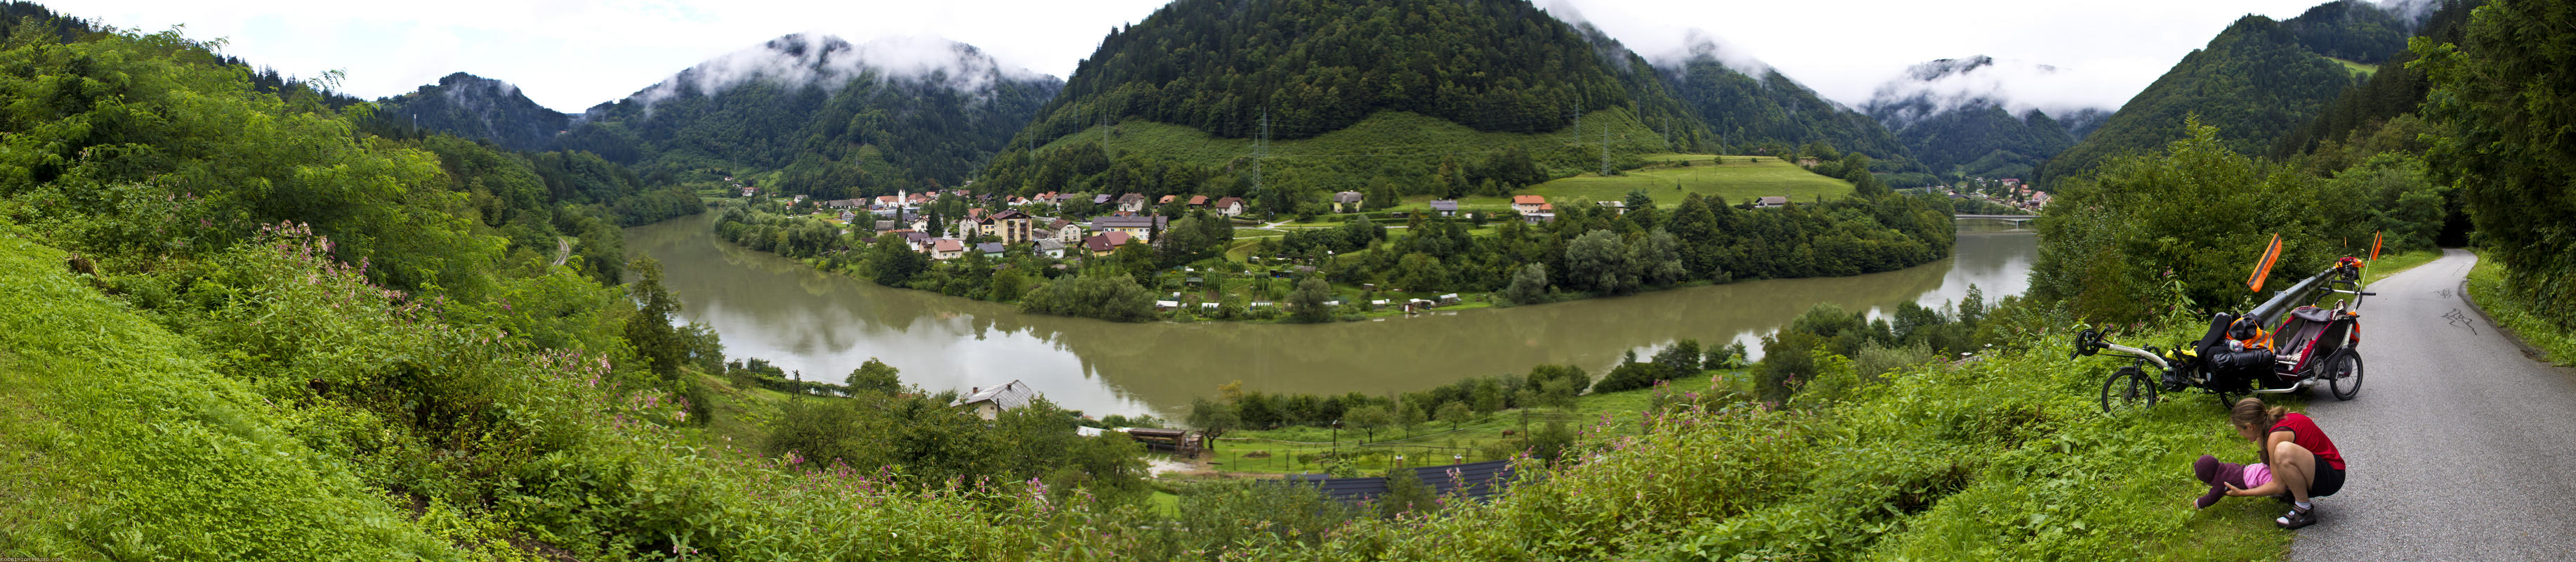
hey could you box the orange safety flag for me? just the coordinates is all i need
[2249,234,2282,293]
[2370,231,2384,262]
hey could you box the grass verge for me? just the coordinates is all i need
[2465,253,2576,366]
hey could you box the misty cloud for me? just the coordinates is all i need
[629,33,1050,109]
[1538,0,1773,79]
[1862,56,2122,128]
[2377,0,2443,30]
[1663,30,1775,78]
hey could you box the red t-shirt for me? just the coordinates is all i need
[2271,412,2346,471]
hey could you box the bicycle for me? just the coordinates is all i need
[2072,251,2379,413]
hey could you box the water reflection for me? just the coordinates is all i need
[628,214,2037,419]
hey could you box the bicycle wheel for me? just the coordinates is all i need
[2100,366,2159,414]
[2327,349,2365,400]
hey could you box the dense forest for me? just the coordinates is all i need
[1008,0,1681,146]
[1887,103,2077,181]
[2271,0,2485,162]
[2036,13,2365,185]
[376,72,574,153]
[2282,0,2412,63]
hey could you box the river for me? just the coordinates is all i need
[627,214,2037,419]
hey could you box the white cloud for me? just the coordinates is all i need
[1551,0,2345,110]
[73,0,2351,112]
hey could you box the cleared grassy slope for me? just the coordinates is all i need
[0,232,449,559]
[1527,155,1856,207]
[2325,56,2377,77]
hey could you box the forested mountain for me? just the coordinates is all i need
[2035,6,2372,185]
[1860,56,2109,180]
[2285,0,2411,63]
[376,72,572,152]
[2056,107,2112,140]
[978,0,1923,209]
[2273,0,2485,160]
[1655,46,1920,173]
[0,1,96,44]
[978,0,1728,211]
[384,34,1060,200]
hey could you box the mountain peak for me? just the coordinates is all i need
[626,34,1057,108]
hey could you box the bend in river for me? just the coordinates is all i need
[628,214,2037,419]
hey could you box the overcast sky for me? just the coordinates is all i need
[71,0,2346,113]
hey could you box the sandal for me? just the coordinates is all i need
[2276,507,2318,530]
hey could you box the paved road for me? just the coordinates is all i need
[2291,249,2576,561]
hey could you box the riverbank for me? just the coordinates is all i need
[703,187,1960,325]
[629,213,2033,419]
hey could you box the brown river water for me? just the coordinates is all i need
[627,214,2037,419]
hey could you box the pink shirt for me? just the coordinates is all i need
[2244,463,2274,490]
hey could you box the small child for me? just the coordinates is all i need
[2194,454,2281,509]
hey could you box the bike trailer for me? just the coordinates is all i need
[2272,306,2353,376]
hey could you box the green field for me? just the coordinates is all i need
[1373,153,1857,216]
[1524,155,1857,207]
[2326,56,2377,78]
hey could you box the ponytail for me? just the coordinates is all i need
[2228,398,2286,431]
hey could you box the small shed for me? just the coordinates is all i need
[953,381,1038,421]
[1124,428,1207,456]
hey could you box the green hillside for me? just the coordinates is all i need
[1662,55,1921,171]
[376,72,572,152]
[2037,13,2360,185]
[2273,0,2485,160]
[980,0,1743,215]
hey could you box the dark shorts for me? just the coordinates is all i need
[2309,452,2346,497]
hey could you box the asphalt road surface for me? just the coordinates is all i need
[2289,249,2576,561]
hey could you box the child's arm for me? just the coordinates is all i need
[2224,480,2285,498]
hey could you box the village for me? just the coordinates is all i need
[723,179,1822,318]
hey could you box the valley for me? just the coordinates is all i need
[6,0,2568,560]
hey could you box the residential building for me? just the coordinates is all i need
[1082,231,1133,254]
[931,239,966,260]
[985,209,1034,244]
[976,242,1007,259]
[1117,192,1148,212]
[1051,218,1084,243]
[953,381,1037,421]
[1091,214,1167,242]
[1187,195,1209,209]
[1213,197,1247,217]
[1430,200,1459,217]
[1333,191,1365,213]
[1034,238,1067,259]
[1511,195,1548,215]
[1754,196,1789,209]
